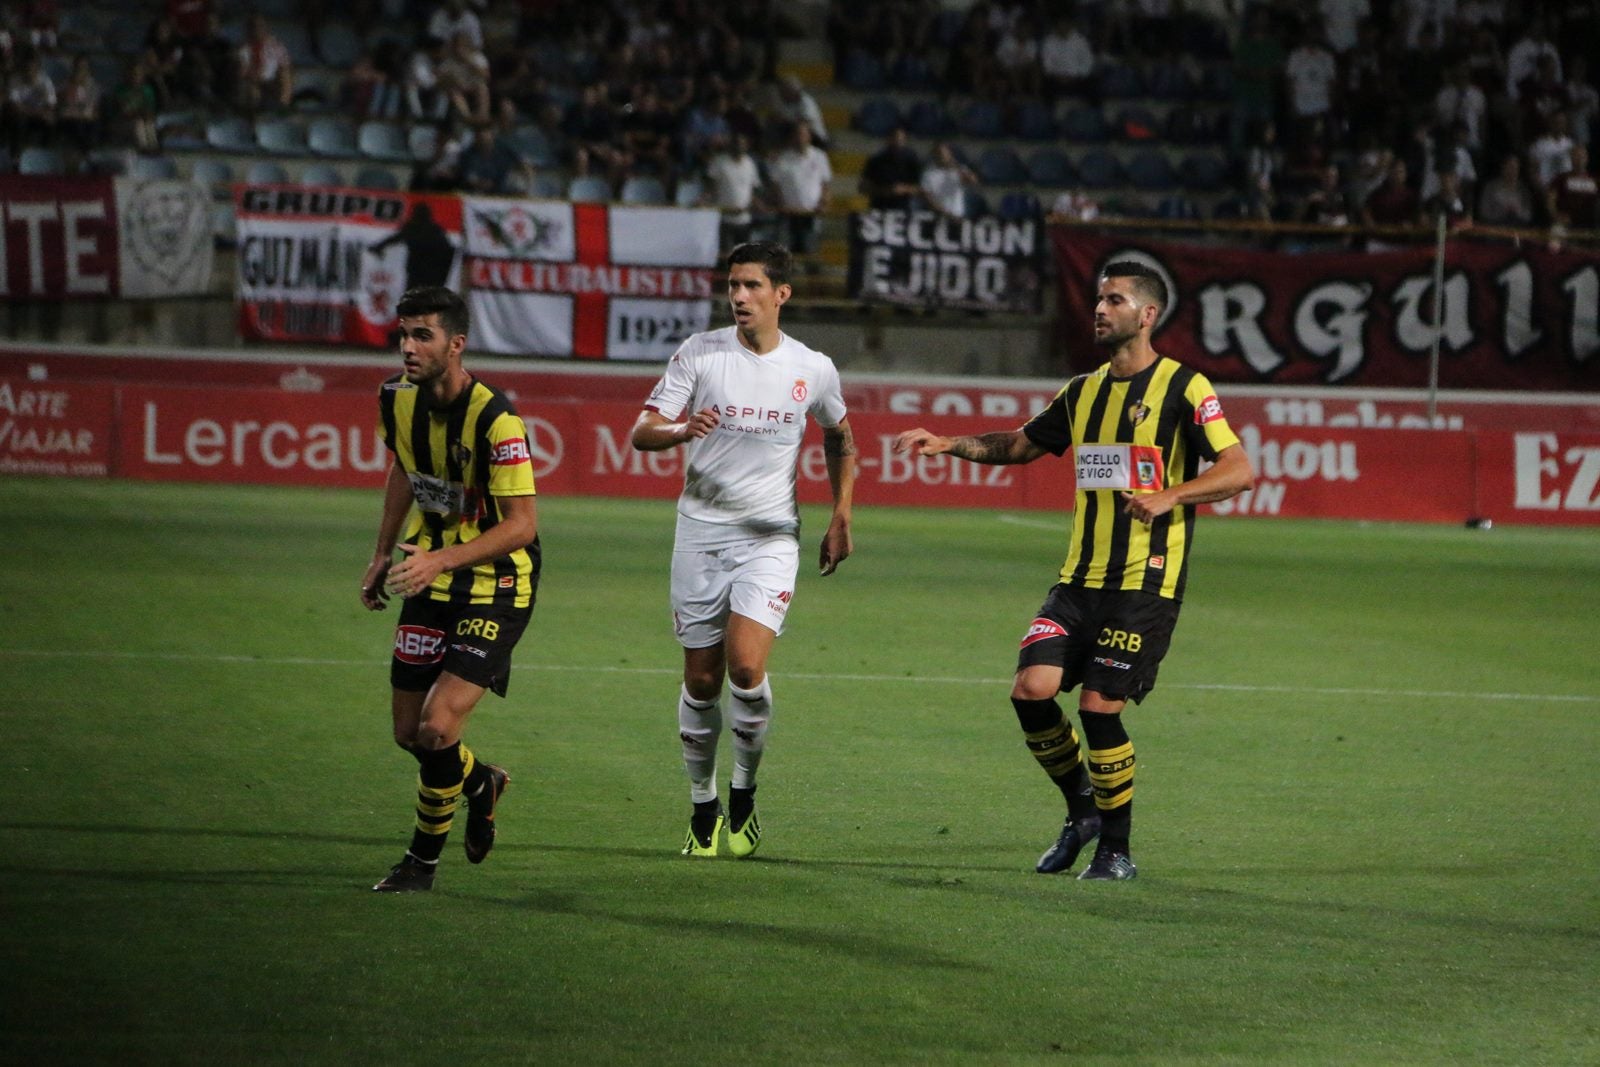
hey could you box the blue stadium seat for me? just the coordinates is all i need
[1126,150,1178,190]
[1059,105,1110,143]
[890,54,937,91]
[357,121,412,163]
[130,155,179,181]
[255,117,307,155]
[206,116,258,154]
[1145,61,1195,100]
[854,97,901,138]
[975,146,1027,185]
[1075,150,1123,189]
[1097,63,1145,100]
[18,146,66,175]
[1180,152,1231,192]
[157,110,207,150]
[318,23,364,68]
[307,118,360,157]
[1025,147,1075,188]
[839,49,887,91]
[190,158,235,196]
[998,191,1042,220]
[504,125,558,168]
[1157,195,1202,220]
[905,99,951,138]
[1010,99,1057,140]
[568,175,612,203]
[955,100,1005,139]
[674,176,705,207]
[299,162,345,187]
[274,21,318,67]
[354,165,401,191]
[408,125,439,162]
[620,175,667,205]
[530,173,564,199]
[212,202,237,248]
[963,189,991,217]
[245,160,290,185]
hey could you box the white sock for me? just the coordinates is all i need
[678,685,722,804]
[729,675,773,790]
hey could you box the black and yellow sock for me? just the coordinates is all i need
[459,742,492,800]
[1012,697,1095,820]
[407,742,465,863]
[1079,710,1134,849]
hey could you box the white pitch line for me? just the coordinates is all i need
[1,647,1596,704]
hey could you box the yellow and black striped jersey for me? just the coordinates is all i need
[1022,356,1239,601]
[379,374,540,607]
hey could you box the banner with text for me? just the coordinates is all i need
[849,209,1044,312]
[1,176,212,300]
[234,186,463,346]
[463,199,720,360]
[1051,231,1600,392]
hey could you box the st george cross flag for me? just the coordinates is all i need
[463,198,720,360]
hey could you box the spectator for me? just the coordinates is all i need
[563,82,626,184]
[341,50,399,119]
[427,0,482,52]
[1422,167,1473,229]
[237,14,292,113]
[920,142,978,218]
[1419,125,1477,202]
[179,12,237,109]
[166,0,212,43]
[1566,56,1598,148]
[1050,187,1099,221]
[1505,14,1560,102]
[145,17,184,106]
[1300,162,1353,226]
[5,51,56,154]
[619,84,677,178]
[1362,158,1422,229]
[1318,0,1370,55]
[994,12,1043,99]
[1040,12,1096,105]
[704,131,764,248]
[1518,53,1571,139]
[56,54,100,160]
[411,115,471,191]
[1528,110,1576,190]
[436,29,490,124]
[1476,153,1536,225]
[405,36,448,121]
[770,75,827,150]
[1283,23,1338,148]
[1435,62,1487,155]
[1546,144,1597,228]
[1244,118,1282,219]
[944,6,1002,100]
[1229,9,1285,156]
[680,90,732,169]
[111,55,159,153]
[455,124,532,195]
[765,120,831,255]
[859,125,922,210]
[1398,0,1454,52]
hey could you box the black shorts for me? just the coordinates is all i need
[1015,584,1180,704]
[390,597,533,698]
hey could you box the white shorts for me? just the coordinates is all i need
[670,534,799,648]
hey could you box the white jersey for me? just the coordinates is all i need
[645,326,847,546]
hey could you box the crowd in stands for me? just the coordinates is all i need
[1,0,1595,246]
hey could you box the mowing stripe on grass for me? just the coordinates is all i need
[4,647,1596,704]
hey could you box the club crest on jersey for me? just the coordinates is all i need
[450,443,473,467]
[1127,401,1150,427]
[1137,458,1157,485]
[1195,395,1224,424]
[792,379,808,402]
[1020,617,1067,648]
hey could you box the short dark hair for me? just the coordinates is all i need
[1100,260,1168,314]
[727,241,793,288]
[397,285,469,339]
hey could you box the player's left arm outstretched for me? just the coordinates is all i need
[820,418,857,576]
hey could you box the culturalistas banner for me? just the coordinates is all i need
[462,199,720,360]
[235,185,463,346]
[0,175,212,299]
[849,208,1045,312]
[1051,231,1600,391]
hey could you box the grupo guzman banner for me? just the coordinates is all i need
[1051,231,1600,392]
[0,175,212,299]
[235,185,463,346]
[849,209,1044,312]
[463,198,720,360]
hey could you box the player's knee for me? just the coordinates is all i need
[683,670,722,703]
[412,722,452,751]
[1010,677,1057,702]
[392,732,418,753]
[727,664,766,692]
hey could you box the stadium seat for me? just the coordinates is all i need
[1010,100,1057,141]
[1059,105,1110,143]
[1025,147,1076,188]
[620,175,668,205]
[357,121,412,163]
[1127,150,1178,190]
[1157,195,1202,220]
[955,100,1005,139]
[18,146,66,175]
[975,146,1027,185]
[354,165,400,191]
[275,21,318,67]
[1074,150,1123,189]
[998,191,1042,221]
[1180,152,1231,192]
[1145,61,1195,100]
[307,118,360,157]
[245,160,290,185]
[854,97,900,138]
[504,125,558,168]
[839,49,887,91]
[530,173,564,199]
[130,155,180,181]
[905,99,951,138]
[963,189,991,217]
[1097,63,1145,99]
[206,116,258,154]
[317,23,364,68]
[889,54,937,91]
[299,162,345,187]
[1200,65,1233,101]
[674,176,705,207]
[190,158,235,196]
[157,110,207,150]
[408,125,439,162]
[568,175,612,203]
[212,203,237,248]
[255,117,308,155]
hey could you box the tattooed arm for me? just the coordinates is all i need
[892,428,1049,465]
[819,418,857,576]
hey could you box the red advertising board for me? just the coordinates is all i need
[0,377,115,477]
[1473,432,1600,525]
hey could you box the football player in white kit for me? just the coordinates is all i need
[631,241,857,858]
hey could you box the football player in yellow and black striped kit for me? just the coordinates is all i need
[894,261,1253,880]
[359,286,541,892]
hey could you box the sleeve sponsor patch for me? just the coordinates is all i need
[491,438,531,465]
[1195,394,1225,424]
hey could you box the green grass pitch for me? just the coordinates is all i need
[2,477,1597,1064]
